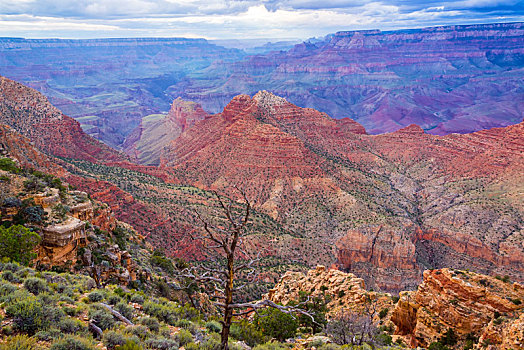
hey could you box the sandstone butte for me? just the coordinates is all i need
[268,266,524,350]
[1,74,523,294]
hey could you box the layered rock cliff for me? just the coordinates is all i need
[269,266,524,349]
[391,268,524,349]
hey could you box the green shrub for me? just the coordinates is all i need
[177,329,193,346]
[88,308,115,330]
[0,334,40,350]
[115,301,135,320]
[0,158,20,173]
[115,341,143,350]
[50,335,95,350]
[376,331,393,345]
[103,331,127,349]
[0,226,41,265]
[185,343,199,350]
[87,290,104,302]
[0,280,18,298]
[511,298,522,305]
[175,319,191,328]
[107,294,122,305]
[35,329,61,342]
[463,339,474,350]
[139,316,160,333]
[130,294,145,304]
[254,308,298,341]
[199,333,221,350]
[24,278,48,295]
[205,320,222,333]
[58,317,87,334]
[1,270,16,282]
[441,328,458,346]
[230,319,266,346]
[145,337,178,350]
[127,325,150,340]
[5,298,48,335]
[378,308,389,319]
[318,344,340,350]
[252,341,289,350]
[428,341,449,350]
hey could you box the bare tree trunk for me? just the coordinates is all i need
[220,253,235,350]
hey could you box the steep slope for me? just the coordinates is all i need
[161,91,524,292]
[0,76,126,162]
[123,98,209,165]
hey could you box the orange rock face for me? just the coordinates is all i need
[391,269,524,348]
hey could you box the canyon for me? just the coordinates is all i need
[1,75,522,294]
[1,22,523,149]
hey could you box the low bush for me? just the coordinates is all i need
[35,328,62,341]
[205,320,222,333]
[254,308,298,341]
[127,325,150,340]
[5,298,48,335]
[88,308,115,330]
[252,341,289,350]
[0,334,40,350]
[59,317,87,334]
[144,337,178,350]
[107,294,122,305]
[177,329,193,346]
[115,341,143,350]
[24,278,48,295]
[115,301,135,320]
[87,290,104,302]
[230,319,266,347]
[130,294,145,304]
[50,335,96,350]
[103,331,127,349]
[139,316,160,333]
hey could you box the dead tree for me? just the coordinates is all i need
[180,189,313,350]
[326,295,381,349]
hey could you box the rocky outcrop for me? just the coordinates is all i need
[266,265,393,317]
[123,98,209,165]
[391,269,524,348]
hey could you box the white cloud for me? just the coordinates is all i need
[0,0,523,39]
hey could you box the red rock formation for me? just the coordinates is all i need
[160,91,524,292]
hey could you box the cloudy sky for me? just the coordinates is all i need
[0,0,523,40]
